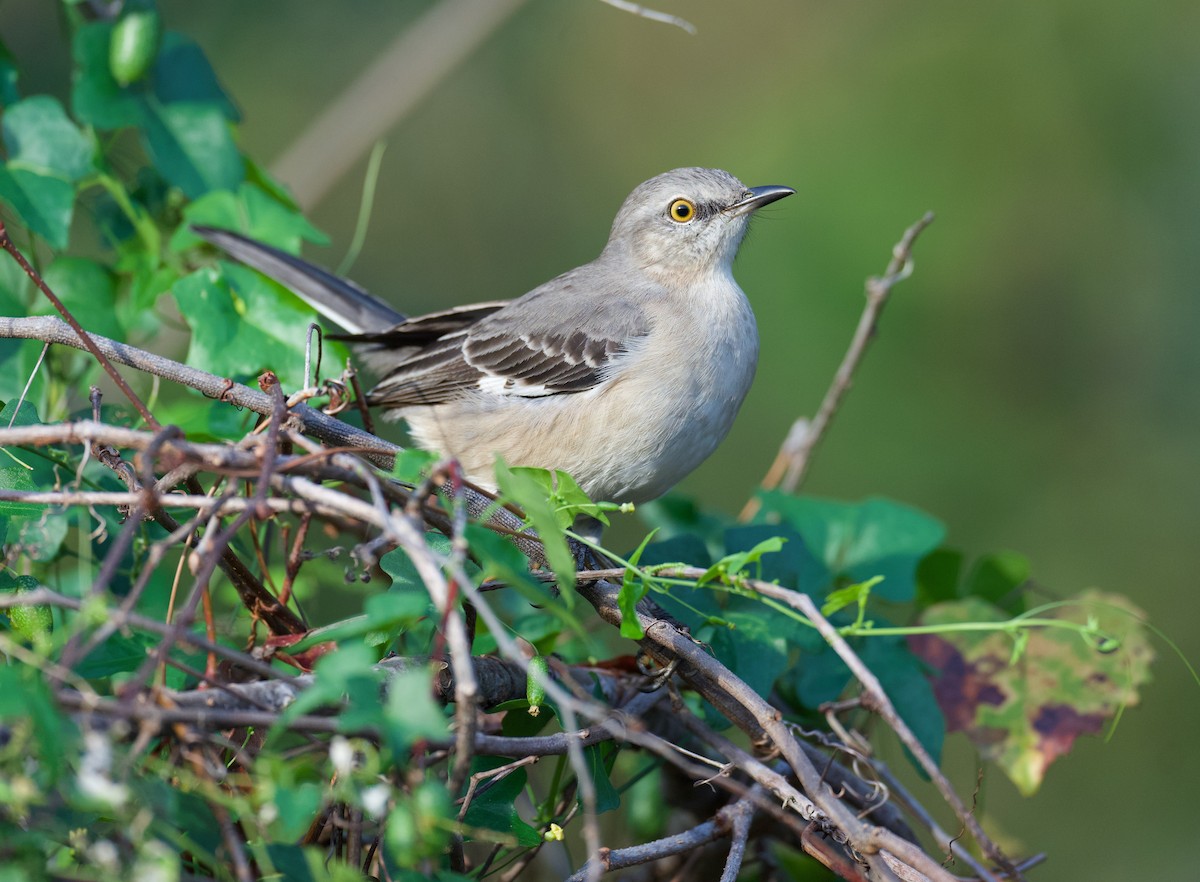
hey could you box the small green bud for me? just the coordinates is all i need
[526,655,549,716]
[109,10,161,87]
[8,582,52,641]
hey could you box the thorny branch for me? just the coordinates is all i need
[0,218,1036,881]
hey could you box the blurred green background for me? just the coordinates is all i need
[4,0,1198,878]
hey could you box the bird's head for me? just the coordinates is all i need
[606,167,794,284]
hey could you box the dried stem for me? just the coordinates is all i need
[742,212,935,520]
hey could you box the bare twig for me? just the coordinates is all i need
[596,0,697,34]
[745,580,1018,880]
[742,213,935,520]
[718,793,758,882]
[0,221,160,429]
[272,0,531,208]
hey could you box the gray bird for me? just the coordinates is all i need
[193,167,793,504]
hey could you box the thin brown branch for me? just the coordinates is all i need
[0,316,399,468]
[745,580,1018,880]
[718,792,758,882]
[742,212,935,520]
[0,221,160,429]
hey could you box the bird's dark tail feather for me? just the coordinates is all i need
[191,225,406,333]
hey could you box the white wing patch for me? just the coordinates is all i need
[476,374,556,398]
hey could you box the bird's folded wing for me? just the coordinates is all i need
[367,288,652,407]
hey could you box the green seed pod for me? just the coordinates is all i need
[8,581,52,641]
[109,10,161,87]
[526,655,549,716]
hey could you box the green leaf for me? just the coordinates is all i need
[391,448,440,485]
[2,96,93,181]
[821,575,884,619]
[152,32,239,117]
[270,784,325,842]
[0,165,76,249]
[380,533,454,590]
[698,535,786,586]
[0,400,39,429]
[711,608,791,699]
[582,744,621,813]
[279,643,385,731]
[33,257,122,341]
[0,664,75,779]
[964,550,1030,612]
[72,24,243,197]
[861,637,945,770]
[504,465,610,528]
[617,529,658,639]
[262,845,319,882]
[172,263,328,390]
[722,524,829,593]
[756,494,945,602]
[73,631,154,678]
[288,591,432,653]
[915,548,963,607]
[910,591,1153,794]
[493,460,576,595]
[139,100,243,198]
[72,23,144,128]
[386,781,453,865]
[780,641,851,707]
[460,757,542,846]
[0,464,41,516]
[177,182,327,252]
[382,667,451,755]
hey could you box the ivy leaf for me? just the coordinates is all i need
[172,262,328,390]
[963,550,1030,613]
[697,536,786,587]
[287,591,432,654]
[139,100,242,198]
[915,548,963,607]
[909,591,1153,794]
[73,24,242,197]
[278,643,386,733]
[2,95,93,181]
[382,668,451,756]
[756,494,945,602]
[0,96,93,248]
[460,757,542,846]
[822,575,884,619]
[493,460,576,596]
[861,637,945,770]
[582,744,621,814]
[33,258,122,341]
[617,529,658,639]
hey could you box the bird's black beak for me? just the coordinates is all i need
[727,185,796,217]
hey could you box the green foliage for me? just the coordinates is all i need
[0,5,1165,880]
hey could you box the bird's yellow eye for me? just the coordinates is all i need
[668,198,696,223]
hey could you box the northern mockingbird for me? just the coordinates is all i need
[194,167,793,504]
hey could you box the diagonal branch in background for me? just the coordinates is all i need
[0,221,160,429]
[742,212,936,520]
[272,0,531,209]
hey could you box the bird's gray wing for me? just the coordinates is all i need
[367,269,653,407]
